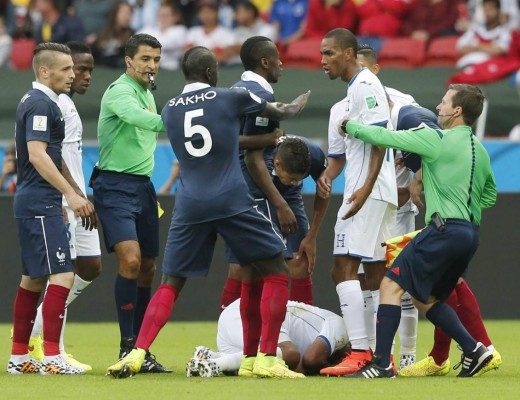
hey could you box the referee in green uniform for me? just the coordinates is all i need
[338,84,497,379]
[93,33,170,373]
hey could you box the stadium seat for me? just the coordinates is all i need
[10,38,36,71]
[283,38,323,69]
[378,37,426,68]
[424,36,460,66]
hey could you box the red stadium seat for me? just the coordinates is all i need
[378,38,426,68]
[283,38,323,69]
[10,39,36,71]
[424,36,460,66]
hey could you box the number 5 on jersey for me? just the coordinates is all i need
[184,109,212,157]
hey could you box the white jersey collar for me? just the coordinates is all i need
[240,71,274,94]
[182,82,211,94]
[32,81,60,104]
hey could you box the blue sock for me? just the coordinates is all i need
[426,302,477,354]
[374,304,401,368]
[133,286,151,337]
[115,274,137,338]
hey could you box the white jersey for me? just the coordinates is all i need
[328,68,397,206]
[58,93,87,200]
[185,25,237,52]
[217,299,348,357]
[388,93,419,217]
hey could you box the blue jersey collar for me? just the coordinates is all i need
[240,71,274,94]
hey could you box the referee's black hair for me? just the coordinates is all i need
[448,84,485,126]
[240,36,274,71]
[66,41,91,55]
[357,44,377,65]
[276,137,311,176]
[324,28,358,56]
[125,33,162,58]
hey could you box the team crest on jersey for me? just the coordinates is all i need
[365,96,378,110]
[56,248,66,265]
[33,116,47,131]
[255,117,268,126]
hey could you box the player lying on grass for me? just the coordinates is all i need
[186,299,349,377]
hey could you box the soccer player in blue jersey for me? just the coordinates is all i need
[106,46,311,379]
[8,42,96,375]
[220,36,329,308]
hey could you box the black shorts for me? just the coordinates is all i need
[93,170,159,257]
[386,219,479,303]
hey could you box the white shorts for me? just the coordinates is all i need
[396,211,416,236]
[334,198,397,261]
[65,206,101,260]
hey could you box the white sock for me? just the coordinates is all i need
[337,280,369,350]
[59,275,92,354]
[398,292,418,356]
[31,282,51,338]
[215,352,244,372]
[363,290,375,350]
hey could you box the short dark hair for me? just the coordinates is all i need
[324,28,358,56]
[357,44,377,65]
[66,41,91,55]
[181,46,216,80]
[276,137,311,176]
[483,0,500,9]
[237,0,259,18]
[33,42,71,74]
[125,34,162,58]
[448,84,485,126]
[240,36,274,71]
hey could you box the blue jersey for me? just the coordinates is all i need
[397,105,440,173]
[162,83,267,225]
[274,136,327,199]
[14,85,65,218]
[233,77,279,199]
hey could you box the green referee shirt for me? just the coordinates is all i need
[98,74,165,177]
[346,121,497,226]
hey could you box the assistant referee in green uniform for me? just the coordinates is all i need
[338,84,497,379]
[93,33,170,373]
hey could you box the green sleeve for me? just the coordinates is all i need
[481,172,497,209]
[105,84,165,132]
[345,120,442,163]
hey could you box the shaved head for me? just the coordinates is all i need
[324,28,358,56]
[182,46,217,85]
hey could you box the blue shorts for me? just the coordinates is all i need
[17,216,73,279]
[386,219,479,303]
[93,171,159,257]
[162,206,285,278]
[226,197,308,264]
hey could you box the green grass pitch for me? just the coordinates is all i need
[0,320,518,399]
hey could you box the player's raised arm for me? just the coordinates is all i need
[261,90,311,121]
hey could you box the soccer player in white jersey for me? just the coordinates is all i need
[186,299,349,377]
[317,29,397,376]
[357,44,419,370]
[29,42,101,372]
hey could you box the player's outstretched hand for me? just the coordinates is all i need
[277,203,297,237]
[291,90,311,114]
[66,193,97,229]
[317,174,332,199]
[342,186,370,220]
[295,235,317,275]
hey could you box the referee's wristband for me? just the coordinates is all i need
[341,120,348,134]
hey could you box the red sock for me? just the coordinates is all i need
[240,279,263,356]
[429,289,458,365]
[12,286,41,355]
[455,280,492,347]
[289,276,313,305]
[220,278,242,311]
[135,284,178,351]
[42,284,70,356]
[259,274,289,355]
